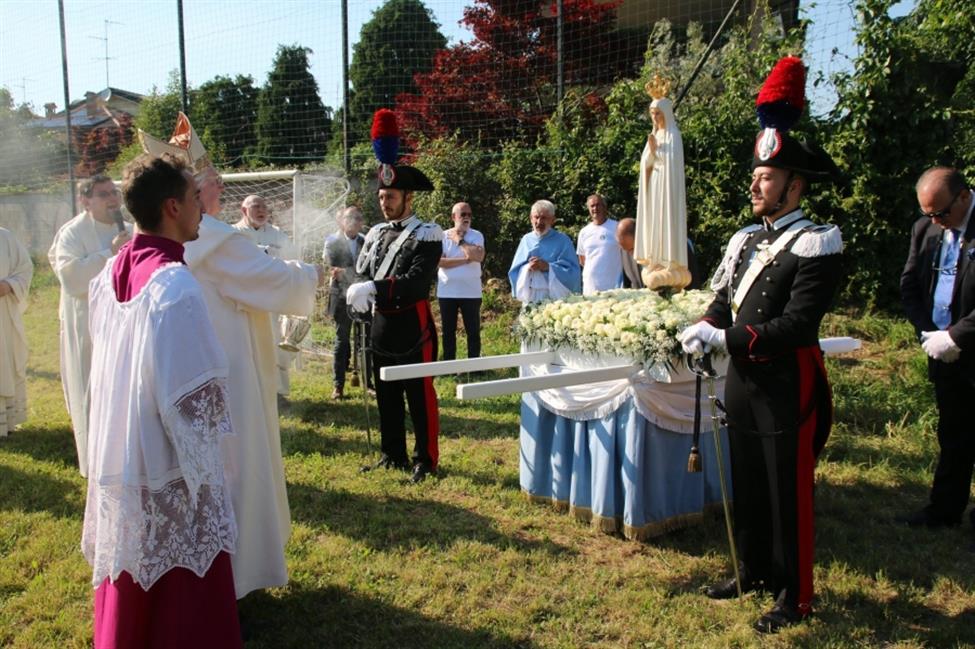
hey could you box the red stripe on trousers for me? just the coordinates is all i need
[416,300,439,467]
[795,346,819,614]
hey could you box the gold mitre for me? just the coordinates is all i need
[138,112,211,173]
[644,74,672,100]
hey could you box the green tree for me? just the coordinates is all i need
[255,45,331,166]
[190,74,259,167]
[494,12,806,281]
[0,88,67,189]
[348,0,445,141]
[110,71,185,176]
[134,71,185,139]
[411,134,504,276]
[829,0,975,308]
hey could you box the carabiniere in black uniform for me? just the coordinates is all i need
[705,203,842,625]
[684,55,846,634]
[355,165,443,481]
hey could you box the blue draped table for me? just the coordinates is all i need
[520,390,731,540]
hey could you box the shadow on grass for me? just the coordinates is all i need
[0,462,82,518]
[820,431,931,469]
[0,424,80,471]
[25,367,62,382]
[288,482,572,558]
[795,595,975,647]
[238,584,536,649]
[286,395,520,447]
[280,419,373,458]
[816,477,975,591]
[652,477,975,644]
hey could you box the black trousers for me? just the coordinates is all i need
[371,301,440,468]
[928,378,975,522]
[724,350,821,615]
[438,297,481,360]
[332,306,353,389]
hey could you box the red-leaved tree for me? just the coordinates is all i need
[73,112,134,176]
[396,0,634,148]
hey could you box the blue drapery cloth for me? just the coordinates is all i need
[520,391,731,539]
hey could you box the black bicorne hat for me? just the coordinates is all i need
[753,130,841,183]
[376,164,435,192]
[751,57,840,184]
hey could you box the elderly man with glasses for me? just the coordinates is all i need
[48,174,132,476]
[900,167,975,535]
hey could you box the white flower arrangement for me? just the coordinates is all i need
[515,289,716,368]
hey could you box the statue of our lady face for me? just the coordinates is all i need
[650,106,666,131]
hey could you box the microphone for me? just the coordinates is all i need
[111,209,125,233]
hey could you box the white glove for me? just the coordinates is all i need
[678,321,727,355]
[921,330,961,363]
[346,281,376,313]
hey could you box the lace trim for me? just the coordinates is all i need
[83,378,236,589]
[160,378,233,505]
[83,480,237,589]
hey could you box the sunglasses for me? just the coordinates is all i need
[94,189,120,199]
[920,188,964,220]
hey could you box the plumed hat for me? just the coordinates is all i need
[370,109,434,192]
[752,57,839,183]
[138,112,211,174]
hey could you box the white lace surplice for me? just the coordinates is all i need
[82,262,237,589]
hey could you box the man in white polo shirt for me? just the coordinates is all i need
[576,194,622,295]
[437,202,485,360]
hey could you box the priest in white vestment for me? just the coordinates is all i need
[0,228,33,437]
[186,167,321,598]
[141,116,323,597]
[48,175,132,475]
[232,194,300,399]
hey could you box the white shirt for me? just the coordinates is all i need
[576,218,622,295]
[933,199,974,329]
[437,228,484,299]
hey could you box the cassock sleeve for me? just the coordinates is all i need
[373,238,442,308]
[205,233,318,317]
[50,226,110,297]
[2,232,33,308]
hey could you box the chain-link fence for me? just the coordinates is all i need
[8,0,972,311]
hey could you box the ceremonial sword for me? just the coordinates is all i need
[688,352,742,600]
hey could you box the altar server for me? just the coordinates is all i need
[347,109,443,484]
[0,228,32,437]
[85,154,240,648]
[677,57,843,633]
[508,200,581,303]
[140,114,323,598]
[48,175,132,475]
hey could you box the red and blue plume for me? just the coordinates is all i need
[756,56,806,131]
[371,109,399,165]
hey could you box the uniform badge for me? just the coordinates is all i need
[755,128,782,161]
[378,163,396,187]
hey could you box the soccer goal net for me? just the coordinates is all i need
[221,169,351,360]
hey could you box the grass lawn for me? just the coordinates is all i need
[1,263,974,648]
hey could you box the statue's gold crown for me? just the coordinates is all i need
[645,74,671,100]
